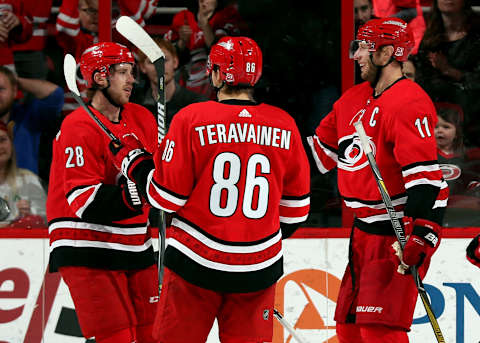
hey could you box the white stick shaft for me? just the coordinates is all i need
[273,310,308,343]
[353,121,372,154]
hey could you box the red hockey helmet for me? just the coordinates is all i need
[355,18,414,62]
[80,42,135,88]
[207,36,262,87]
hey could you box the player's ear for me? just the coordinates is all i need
[93,71,108,88]
[382,45,395,60]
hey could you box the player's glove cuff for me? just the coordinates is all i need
[120,177,144,211]
[121,148,152,180]
[402,218,441,268]
[466,234,480,268]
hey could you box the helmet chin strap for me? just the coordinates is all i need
[101,79,122,108]
[209,73,225,93]
[368,53,395,88]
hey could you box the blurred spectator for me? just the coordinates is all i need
[0,121,46,228]
[12,0,52,80]
[0,66,63,178]
[133,37,207,128]
[435,102,480,205]
[372,0,426,53]
[56,0,159,116]
[164,0,243,99]
[414,0,480,146]
[402,55,417,80]
[355,0,376,30]
[0,0,32,71]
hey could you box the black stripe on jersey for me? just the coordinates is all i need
[164,246,283,293]
[47,216,148,228]
[318,139,338,154]
[82,184,143,223]
[354,218,396,236]
[343,192,407,205]
[401,160,439,171]
[49,245,155,272]
[150,178,189,200]
[174,215,280,246]
[280,222,300,239]
[404,184,443,224]
[282,193,311,200]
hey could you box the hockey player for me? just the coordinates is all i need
[47,42,158,343]
[308,18,448,342]
[110,36,311,343]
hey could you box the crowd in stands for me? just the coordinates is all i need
[0,0,478,228]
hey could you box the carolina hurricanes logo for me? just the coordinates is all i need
[337,133,376,171]
[439,163,462,180]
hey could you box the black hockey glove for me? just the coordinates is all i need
[466,234,480,269]
[109,133,153,182]
[119,176,144,211]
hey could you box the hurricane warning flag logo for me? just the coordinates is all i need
[274,269,341,343]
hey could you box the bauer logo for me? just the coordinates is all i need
[273,269,341,343]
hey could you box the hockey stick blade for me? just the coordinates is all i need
[63,54,121,145]
[64,54,81,97]
[115,16,165,63]
[353,121,446,343]
[273,309,308,343]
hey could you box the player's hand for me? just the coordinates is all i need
[109,133,145,169]
[466,234,480,268]
[402,217,441,267]
[118,176,144,211]
[109,133,153,182]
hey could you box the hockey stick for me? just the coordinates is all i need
[115,16,168,293]
[273,309,308,343]
[63,54,121,146]
[353,121,446,343]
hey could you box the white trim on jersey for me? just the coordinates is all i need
[402,164,440,177]
[280,214,309,224]
[167,238,283,272]
[57,12,79,25]
[55,24,79,36]
[147,169,187,210]
[433,199,448,209]
[172,218,282,253]
[344,196,407,209]
[280,197,310,207]
[50,238,152,253]
[404,178,445,189]
[48,220,147,235]
[307,136,331,174]
[67,184,101,218]
[357,211,405,223]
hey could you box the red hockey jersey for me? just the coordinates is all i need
[47,103,158,272]
[145,99,310,292]
[308,78,448,226]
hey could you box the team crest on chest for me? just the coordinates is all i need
[337,133,376,171]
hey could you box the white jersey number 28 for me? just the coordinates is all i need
[210,152,270,219]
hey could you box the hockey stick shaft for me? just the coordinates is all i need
[353,121,445,343]
[273,309,308,343]
[115,16,167,291]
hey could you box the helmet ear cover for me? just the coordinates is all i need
[207,36,263,87]
[355,18,414,62]
[80,42,135,88]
